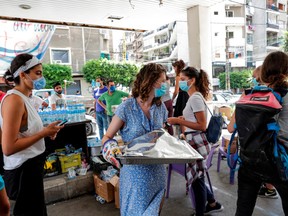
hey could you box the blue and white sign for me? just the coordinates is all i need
[0,20,55,73]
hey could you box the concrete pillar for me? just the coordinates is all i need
[187,6,212,79]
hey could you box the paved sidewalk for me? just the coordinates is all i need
[47,153,284,216]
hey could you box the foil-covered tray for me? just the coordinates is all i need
[118,129,203,165]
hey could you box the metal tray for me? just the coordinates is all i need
[118,156,202,165]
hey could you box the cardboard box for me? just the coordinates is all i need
[109,175,120,209]
[222,135,237,154]
[93,174,114,202]
[214,106,232,120]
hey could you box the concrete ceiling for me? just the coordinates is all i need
[0,0,224,31]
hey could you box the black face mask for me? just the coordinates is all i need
[56,90,62,95]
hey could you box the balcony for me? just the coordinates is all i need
[267,23,279,29]
[267,4,279,11]
[143,30,154,38]
[267,41,280,47]
[247,25,255,31]
[157,24,169,32]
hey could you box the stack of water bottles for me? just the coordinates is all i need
[38,103,86,126]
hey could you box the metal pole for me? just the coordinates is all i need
[225,26,230,91]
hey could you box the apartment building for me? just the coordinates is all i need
[253,0,287,66]
[42,26,112,95]
[141,21,189,73]
[210,0,287,89]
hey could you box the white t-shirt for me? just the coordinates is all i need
[182,92,207,133]
[50,93,66,108]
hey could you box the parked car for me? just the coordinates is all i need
[85,114,97,136]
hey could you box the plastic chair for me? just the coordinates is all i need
[217,135,237,184]
[166,143,219,207]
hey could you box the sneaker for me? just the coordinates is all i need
[258,186,278,199]
[204,202,224,215]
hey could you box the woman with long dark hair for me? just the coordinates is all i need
[167,66,223,216]
[0,53,63,215]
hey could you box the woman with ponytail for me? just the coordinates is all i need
[167,66,223,216]
[0,53,63,215]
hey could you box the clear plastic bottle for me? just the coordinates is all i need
[96,195,105,204]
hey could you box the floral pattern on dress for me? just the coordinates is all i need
[115,98,167,216]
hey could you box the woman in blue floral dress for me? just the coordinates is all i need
[102,63,168,216]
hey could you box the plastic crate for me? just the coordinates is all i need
[59,153,81,173]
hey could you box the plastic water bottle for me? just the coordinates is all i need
[96,195,105,204]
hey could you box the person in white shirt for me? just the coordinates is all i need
[1,53,63,215]
[50,82,66,110]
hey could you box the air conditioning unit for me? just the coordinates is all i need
[53,60,62,64]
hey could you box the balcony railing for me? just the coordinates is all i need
[143,30,154,37]
[157,24,169,32]
[267,41,280,47]
[267,4,279,11]
[143,45,153,50]
[267,23,279,29]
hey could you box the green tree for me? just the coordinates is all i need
[218,70,252,91]
[283,32,288,52]
[82,58,139,87]
[42,64,73,89]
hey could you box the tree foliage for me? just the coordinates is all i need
[82,58,139,87]
[42,64,73,89]
[218,70,252,90]
[283,32,288,52]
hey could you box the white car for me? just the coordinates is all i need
[85,114,97,136]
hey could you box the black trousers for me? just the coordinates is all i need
[236,166,288,216]
[4,152,47,216]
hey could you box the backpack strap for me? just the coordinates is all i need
[226,129,241,171]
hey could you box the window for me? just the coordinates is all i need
[226,11,234,17]
[214,11,218,15]
[215,53,220,58]
[50,48,71,64]
[247,51,253,62]
[247,33,253,44]
[226,32,234,39]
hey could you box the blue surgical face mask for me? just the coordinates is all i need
[252,78,259,87]
[155,83,167,97]
[179,80,191,92]
[110,86,116,92]
[95,82,101,87]
[26,75,46,90]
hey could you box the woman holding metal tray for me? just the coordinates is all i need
[167,67,223,216]
[102,63,168,216]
